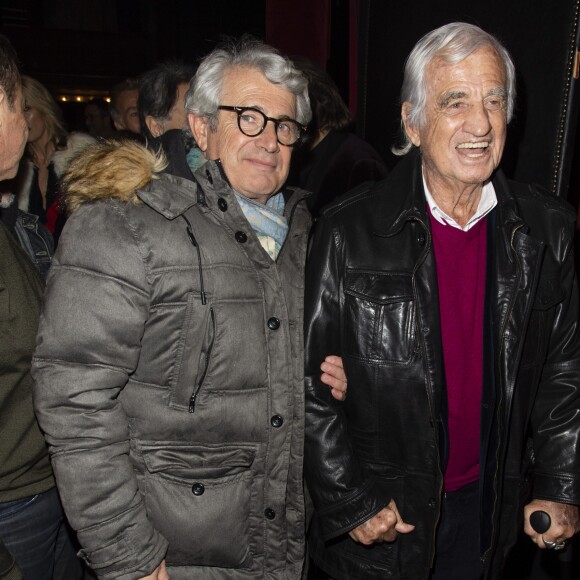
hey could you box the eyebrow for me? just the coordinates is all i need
[242,105,266,114]
[240,105,297,121]
[437,91,467,108]
[437,87,507,108]
[484,87,507,98]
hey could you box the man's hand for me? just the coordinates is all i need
[139,560,169,580]
[524,500,580,549]
[320,355,347,401]
[348,499,415,545]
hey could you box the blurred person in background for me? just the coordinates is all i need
[139,60,205,178]
[84,97,115,139]
[12,76,94,245]
[287,57,387,218]
[110,77,141,136]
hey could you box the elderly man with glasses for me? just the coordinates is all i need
[31,38,346,580]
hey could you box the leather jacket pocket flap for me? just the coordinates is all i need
[344,271,413,305]
[139,442,256,480]
[533,271,564,311]
[343,271,416,364]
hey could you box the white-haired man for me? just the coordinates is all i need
[304,22,580,580]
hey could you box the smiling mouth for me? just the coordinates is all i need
[456,142,490,157]
[247,158,276,169]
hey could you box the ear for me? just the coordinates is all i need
[145,115,164,138]
[402,102,421,147]
[112,118,124,131]
[189,112,209,153]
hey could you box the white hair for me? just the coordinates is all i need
[185,37,311,130]
[394,22,516,155]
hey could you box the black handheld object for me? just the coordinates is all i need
[530,510,551,534]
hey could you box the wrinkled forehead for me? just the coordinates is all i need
[426,46,507,93]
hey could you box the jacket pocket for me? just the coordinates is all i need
[169,293,214,411]
[138,441,256,568]
[343,270,416,364]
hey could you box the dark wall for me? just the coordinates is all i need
[357,0,580,197]
[0,0,265,96]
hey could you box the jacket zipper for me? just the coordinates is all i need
[181,212,214,412]
[183,214,207,305]
[189,306,216,413]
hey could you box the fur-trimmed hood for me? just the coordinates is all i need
[62,139,167,214]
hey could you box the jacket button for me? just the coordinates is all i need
[235,231,248,243]
[192,482,205,496]
[417,233,426,246]
[271,415,284,428]
[428,498,436,508]
[267,317,280,330]
[265,508,276,520]
[217,198,228,212]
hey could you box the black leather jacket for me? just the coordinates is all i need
[304,152,580,580]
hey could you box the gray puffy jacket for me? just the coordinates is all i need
[32,141,311,580]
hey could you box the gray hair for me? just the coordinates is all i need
[394,22,516,155]
[185,37,311,130]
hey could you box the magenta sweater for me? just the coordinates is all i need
[429,212,487,492]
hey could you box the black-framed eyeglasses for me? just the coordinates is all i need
[218,105,306,146]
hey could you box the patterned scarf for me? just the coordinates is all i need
[235,191,288,260]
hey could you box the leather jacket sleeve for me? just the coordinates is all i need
[528,217,580,503]
[304,214,389,541]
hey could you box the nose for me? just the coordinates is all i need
[255,119,279,153]
[463,102,492,137]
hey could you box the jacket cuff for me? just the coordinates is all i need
[77,503,169,580]
[533,471,580,505]
[315,478,390,541]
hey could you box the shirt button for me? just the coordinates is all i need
[235,231,248,243]
[267,317,280,330]
[271,415,284,428]
[217,198,228,212]
[192,483,205,496]
[264,508,276,520]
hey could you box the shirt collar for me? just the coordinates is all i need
[422,171,497,231]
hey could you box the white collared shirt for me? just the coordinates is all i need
[423,172,497,232]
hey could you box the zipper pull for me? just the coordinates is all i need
[188,391,197,413]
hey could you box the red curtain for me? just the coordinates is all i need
[265,0,360,115]
[264,0,331,68]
